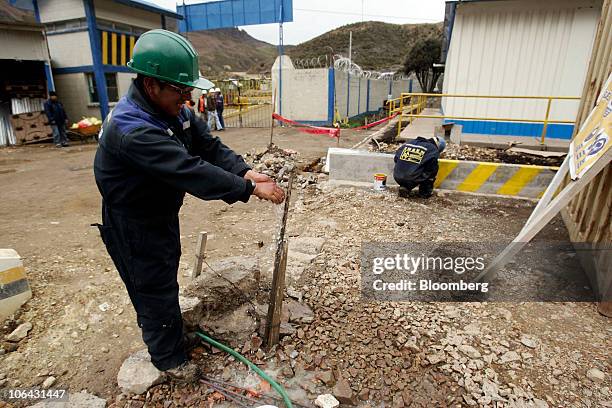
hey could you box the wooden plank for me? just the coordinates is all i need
[265,170,294,347]
[266,239,288,347]
[191,231,207,279]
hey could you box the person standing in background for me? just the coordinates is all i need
[206,89,221,131]
[44,91,69,147]
[214,88,225,131]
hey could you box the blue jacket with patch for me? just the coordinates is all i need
[93,82,253,217]
[393,137,440,184]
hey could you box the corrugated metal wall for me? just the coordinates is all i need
[442,0,601,137]
[0,27,49,61]
[561,0,611,316]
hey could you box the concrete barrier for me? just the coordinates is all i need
[327,148,558,199]
[0,249,31,321]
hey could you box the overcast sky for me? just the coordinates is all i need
[153,0,446,45]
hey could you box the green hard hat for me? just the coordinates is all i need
[127,29,214,90]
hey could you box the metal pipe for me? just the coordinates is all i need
[540,97,553,144]
[398,93,580,100]
[402,114,575,124]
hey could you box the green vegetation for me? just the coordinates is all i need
[403,38,443,92]
[288,21,443,71]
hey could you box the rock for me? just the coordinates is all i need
[41,376,56,389]
[290,237,325,255]
[315,370,334,385]
[286,299,314,324]
[500,351,521,364]
[117,349,165,394]
[520,335,537,349]
[427,351,445,365]
[27,391,106,407]
[6,322,32,342]
[333,378,356,405]
[586,368,605,383]
[314,394,340,408]
[183,257,260,313]
[201,304,258,345]
[533,398,549,408]
[458,345,482,359]
[179,296,203,329]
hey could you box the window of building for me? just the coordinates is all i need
[86,73,119,103]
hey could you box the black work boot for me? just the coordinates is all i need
[183,332,202,352]
[398,186,410,198]
[165,361,201,383]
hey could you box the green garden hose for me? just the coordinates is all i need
[195,331,293,408]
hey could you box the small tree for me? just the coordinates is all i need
[403,39,443,93]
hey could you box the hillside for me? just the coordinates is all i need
[186,28,278,76]
[288,21,443,71]
[189,21,443,76]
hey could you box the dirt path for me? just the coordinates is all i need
[0,128,609,407]
[0,128,363,402]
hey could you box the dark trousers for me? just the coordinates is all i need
[217,108,225,129]
[95,204,186,370]
[395,177,434,198]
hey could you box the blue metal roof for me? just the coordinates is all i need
[112,0,183,19]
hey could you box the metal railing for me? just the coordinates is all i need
[387,93,581,144]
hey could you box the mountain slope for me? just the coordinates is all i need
[189,21,443,75]
[186,28,278,76]
[288,21,443,71]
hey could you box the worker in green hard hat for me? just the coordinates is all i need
[93,29,285,382]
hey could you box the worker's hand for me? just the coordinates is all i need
[253,181,285,204]
[244,169,272,183]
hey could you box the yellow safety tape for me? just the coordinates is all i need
[496,167,543,196]
[434,160,459,188]
[456,163,499,192]
[0,266,26,285]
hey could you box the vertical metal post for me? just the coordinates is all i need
[540,97,553,146]
[83,0,109,120]
[397,97,403,138]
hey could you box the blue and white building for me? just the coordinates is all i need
[26,0,182,121]
[442,0,603,143]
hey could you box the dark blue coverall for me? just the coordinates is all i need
[393,137,440,198]
[93,81,255,370]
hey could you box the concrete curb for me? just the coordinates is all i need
[0,249,32,321]
[327,148,558,199]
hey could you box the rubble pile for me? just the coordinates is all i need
[372,141,565,166]
[243,144,298,181]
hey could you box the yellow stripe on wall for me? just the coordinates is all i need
[456,163,499,192]
[496,167,543,196]
[121,34,127,65]
[102,31,108,65]
[0,266,26,285]
[111,32,117,65]
[435,160,459,188]
[129,36,135,60]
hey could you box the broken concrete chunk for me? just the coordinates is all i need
[117,349,165,395]
[314,394,340,408]
[200,304,258,346]
[183,257,259,313]
[179,295,203,329]
[6,322,32,342]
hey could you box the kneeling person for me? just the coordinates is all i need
[393,136,446,198]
